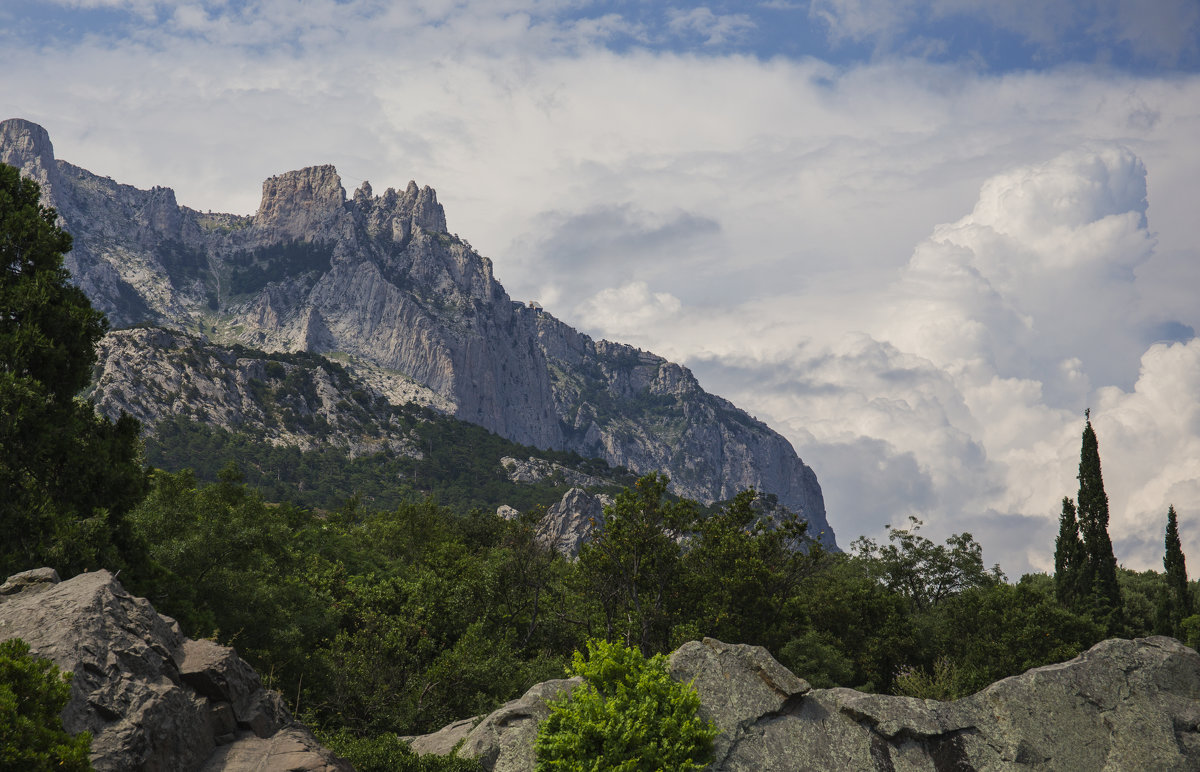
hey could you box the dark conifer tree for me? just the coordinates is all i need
[1163,505,1191,633]
[0,163,148,577]
[1074,412,1122,632]
[1054,497,1086,608]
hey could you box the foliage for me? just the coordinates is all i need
[0,163,148,578]
[852,517,1002,613]
[893,657,968,701]
[228,239,334,295]
[577,474,696,655]
[143,409,631,516]
[0,638,93,772]
[1073,416,1123,631]
[315,730,483,772]
[1054,496,1087,609]
[534,638,717,771]
[1160,505,1192,635]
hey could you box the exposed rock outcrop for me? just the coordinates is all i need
[534,488,611,558]
[1,118,836,549]
[416,635,1200,771]
[0,568,350,772]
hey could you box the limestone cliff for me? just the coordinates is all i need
[1,117,835,548]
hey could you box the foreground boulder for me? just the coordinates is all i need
[417,636,1200,771]
[0,568,350,772]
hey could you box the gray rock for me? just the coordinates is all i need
[534,488,611,558]
[415,635,1200,771]
[408,717,478,756]
[451,677,582,772]
[0,569,350,772]
[0,118,836,549]
[0,566,61,595]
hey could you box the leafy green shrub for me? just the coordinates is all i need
[534,638,717,771]
[892,656,968,701]
[0,638,93,771]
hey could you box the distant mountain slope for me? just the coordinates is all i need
[1,117,835,548]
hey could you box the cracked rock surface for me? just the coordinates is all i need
[415,635,1200,771]
[0,568,350,772]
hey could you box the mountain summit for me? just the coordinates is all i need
[0,118,835,548]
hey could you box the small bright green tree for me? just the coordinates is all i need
[0,638,93,771]
[534,638,717,771]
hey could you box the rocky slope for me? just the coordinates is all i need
[1,117,835,548]
[416,636,1200,771]
[0,568,349,772]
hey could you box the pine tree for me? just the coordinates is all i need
[1163,505,1191,634]
[1054,496,1086,608]
[1074,412,1122,632]
[0,163,148,577]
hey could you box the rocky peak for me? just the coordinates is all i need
[0,117,62,206]
[354,177,448,244]
[253,164,348,241]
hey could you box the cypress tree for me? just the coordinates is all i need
[1074,413,1122,632]
[1054,496,1086,608]
[1163,505,1191,633]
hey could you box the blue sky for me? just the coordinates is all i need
[3,0,1199,576]
[10,0,1199,71]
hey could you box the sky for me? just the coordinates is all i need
[2,0,1199,577]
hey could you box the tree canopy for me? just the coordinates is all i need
[0,162,147,577]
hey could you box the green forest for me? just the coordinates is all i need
[3,162,1199,771]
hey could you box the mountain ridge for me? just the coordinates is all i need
[1,117,835,548]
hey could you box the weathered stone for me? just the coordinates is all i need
[408,717,478,756]
[198,727,349,772]
[452,677,582,772]
[415,636,1200,771]
[0,569,349,772]
[0,566,61,595]
[534,488,611,557]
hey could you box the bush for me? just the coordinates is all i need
[316,729,484,772]
[0,638,93,771]
[534,638,717,771]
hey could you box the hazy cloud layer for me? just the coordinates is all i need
[3,1,1199,575]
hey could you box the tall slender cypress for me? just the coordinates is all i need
[1164,505,1191,632]
[1054,497,1086,608]
[1075,413,1122,631]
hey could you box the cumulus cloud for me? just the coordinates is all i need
[577,281,683,339]
[666,7,756,46]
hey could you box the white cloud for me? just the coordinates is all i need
[666,7,756,45]
[577,281,683,339]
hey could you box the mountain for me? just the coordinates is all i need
[0,117,835,548]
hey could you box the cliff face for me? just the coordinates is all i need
[1,117,835,547]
